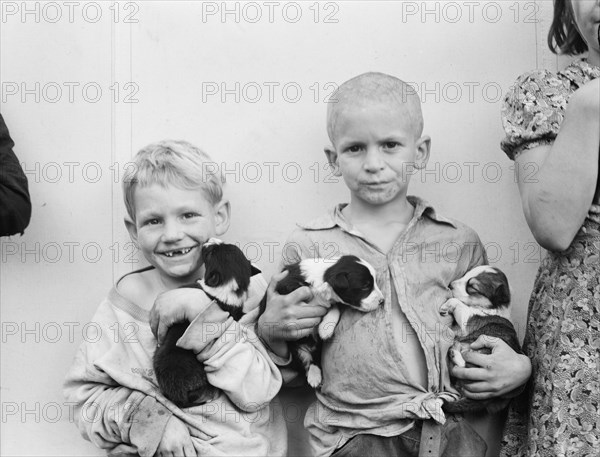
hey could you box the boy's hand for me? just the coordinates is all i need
[451,335,531,399]
[257,270,328,357]
[154,415,196,457]
[150,288,215,345]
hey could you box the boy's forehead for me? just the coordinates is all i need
[337,97,415,119]
[328,95,422,141]
[327,73,423,140]
[133,182,210,207]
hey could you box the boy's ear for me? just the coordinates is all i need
[124,216,138,246]
[414,135,431,170]
[214,199,231,236]
[324,146,342,177]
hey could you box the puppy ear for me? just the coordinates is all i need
[331,272,349,290]
[201,243,213,264]
[493,281,511,307]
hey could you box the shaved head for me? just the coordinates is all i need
[327,72,423,143]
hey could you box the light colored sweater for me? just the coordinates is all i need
[63,271,286,456]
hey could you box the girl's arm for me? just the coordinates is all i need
[515,79,600,251]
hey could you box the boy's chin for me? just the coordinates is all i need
[354,189,405,206]
[159,263,202,284]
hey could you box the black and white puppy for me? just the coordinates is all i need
[153,238,260,408]
[440,265,525,414]
[260,255,384,388]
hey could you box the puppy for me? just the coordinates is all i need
[439,265,525,414]
[153,238,260,407]
[260,255,384,388]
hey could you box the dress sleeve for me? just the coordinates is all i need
[500,69,570,160]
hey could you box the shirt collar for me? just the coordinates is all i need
[297,196,457,231]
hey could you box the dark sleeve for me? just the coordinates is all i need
[0,114,31,236]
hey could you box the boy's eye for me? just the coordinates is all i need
[346,145,362,153]
[182,212,198,219]
[383,142,401,150]
[144,218,160,226]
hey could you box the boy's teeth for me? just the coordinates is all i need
[164,247,192,257]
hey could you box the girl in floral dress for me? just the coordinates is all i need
[499,1,600,456]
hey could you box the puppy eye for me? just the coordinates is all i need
[466,281,481,295]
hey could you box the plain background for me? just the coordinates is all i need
[0,1,576,455]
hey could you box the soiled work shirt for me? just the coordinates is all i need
[282,196,487,457]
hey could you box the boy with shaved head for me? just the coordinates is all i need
[258,72,531,456]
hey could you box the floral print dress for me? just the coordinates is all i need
[499,59,600,457]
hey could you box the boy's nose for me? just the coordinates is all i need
[363,146,385,171]
[160,221,184,242]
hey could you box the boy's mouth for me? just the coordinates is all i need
[161,246,197,258]
[363,181,389,186]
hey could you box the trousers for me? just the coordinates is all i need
[331,416,487,457]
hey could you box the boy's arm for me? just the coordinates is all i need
[451,335,531,399]
[64,360,171,456]
[63,301,172,456]
[176,276,283,412]
[150,283,283,410]
[256,231,328,384]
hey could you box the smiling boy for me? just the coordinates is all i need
[64,140,285,457]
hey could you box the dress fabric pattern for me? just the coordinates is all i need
[500,59,600,457]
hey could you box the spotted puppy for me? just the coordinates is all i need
[440,265,525,413]
[260,255,384,388]
[153,238,260,408]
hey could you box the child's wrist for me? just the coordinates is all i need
[264,339,290,359]
[256,318,290,359]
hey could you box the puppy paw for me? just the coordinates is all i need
[449,348,466,368]
[306,365,322,388]
[318,321,336,340]
[439,298,459,316]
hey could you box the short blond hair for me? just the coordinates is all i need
[123,140,224,222]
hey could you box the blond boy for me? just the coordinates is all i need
[64,140,286,456]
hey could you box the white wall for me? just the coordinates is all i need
[0,1,567,455]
